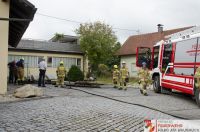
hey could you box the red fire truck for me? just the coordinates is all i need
[136,26,200,106]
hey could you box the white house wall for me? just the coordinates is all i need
[0,1,9,94]
[120,55,138,77]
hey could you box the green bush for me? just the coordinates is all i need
[67,65,84,82]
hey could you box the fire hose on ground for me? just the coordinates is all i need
[65,86,188,120]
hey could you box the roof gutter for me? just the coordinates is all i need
[8,48,84,55]
[117,54,136,56]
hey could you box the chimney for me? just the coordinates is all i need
[157,24,163,33]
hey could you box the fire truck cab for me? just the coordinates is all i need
[136,26,200,106]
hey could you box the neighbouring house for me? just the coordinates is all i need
[0,0,36,94]
[117,25,192,77]
[8,38,88,81]
[50,35,79,44]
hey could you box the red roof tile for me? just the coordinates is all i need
[117,26,193,56]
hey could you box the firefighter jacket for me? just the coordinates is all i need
[120,67,129,79]
[113,69,120,79]
[56,66,66,77]
[137,68,151,85]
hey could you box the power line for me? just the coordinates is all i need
[36,12,140,33]
[113,27,140,33]
[37,13,81,24]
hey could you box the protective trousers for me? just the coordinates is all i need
[113,77,120,88]
[17,67,24,84]
[121,77,127,90]
[140,83,147,94]
[56,76,65,86]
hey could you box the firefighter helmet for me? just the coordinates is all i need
[114,65,118,69]
[60,61,64,65]
[122,61,126,64]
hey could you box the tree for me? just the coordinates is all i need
[106,42,121,70]
[75,21,118,72]
[53,33,64,42]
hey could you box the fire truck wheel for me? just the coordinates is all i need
[195,88,200,107]
[153,76,161,93]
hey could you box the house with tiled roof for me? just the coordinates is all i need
[117,25,192,77]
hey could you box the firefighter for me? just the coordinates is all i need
[8,60,16,83]
[16,58,25,85]
[55,61,66,88]
[195,66,200,88]
[137,62,151,96]
[113,65,120,88]
[120,61,129,90]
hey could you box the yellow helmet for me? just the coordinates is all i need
[60,61,64,65]
[114,65,118,69]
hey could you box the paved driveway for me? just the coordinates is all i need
[0,85,176,132]
[73,85,200,119]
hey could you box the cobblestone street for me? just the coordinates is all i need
[0,85,177,132]
[73,85,200,119]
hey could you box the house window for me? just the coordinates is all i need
[77,58,81,69]
[8,55,38,68]
[47,57,52,67]
[38,56,44,64]
[52,57,62,68]
[52,57,76,69]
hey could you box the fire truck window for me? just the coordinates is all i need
[174,38,197,76]
[153,46,159,68]
[165,67,173,74]
[138,48,151,69]
[174,68,194,76]
[175,38,197,63]
[162,44,173,73]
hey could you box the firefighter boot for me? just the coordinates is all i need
[143,89,148,96]
[118,87,123,90]
[140,89,143,94]
[113,80,118,88]
[124,82,127,91]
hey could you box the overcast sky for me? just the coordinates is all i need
[23,0,200,43]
